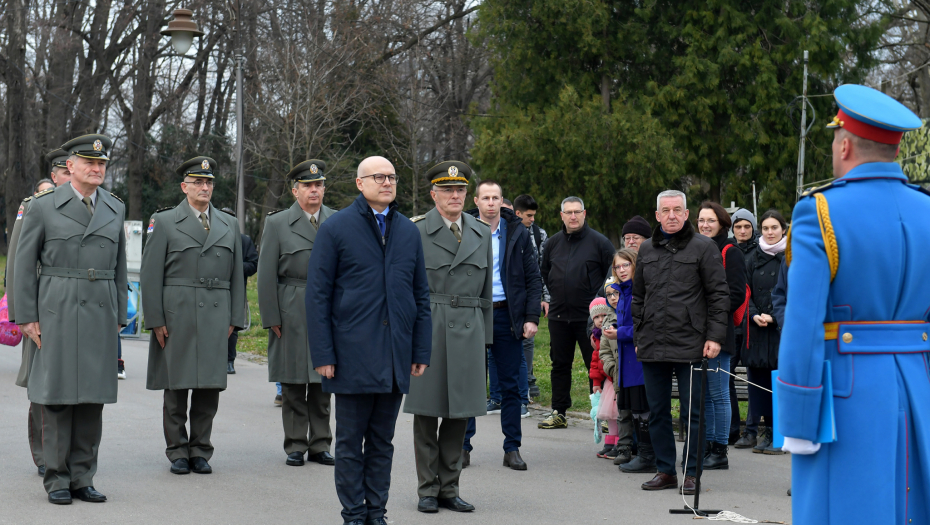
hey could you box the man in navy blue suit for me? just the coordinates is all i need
[305,156,432,525]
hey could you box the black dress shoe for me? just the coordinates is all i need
[71,486,107,502]
[170,458,191,475]
[190,457,212,474]
[438,496,475,512]
[48,489,72,505]
[503,450,527,470]
[366,518,388,525]
[227,362,236,374]
[462,449,470,468]
[37,465,46,477]
[308,451,335,465]
[286,451,305,466]
[343,520,365,525]
[417,496,438,513]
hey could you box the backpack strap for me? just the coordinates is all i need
[721,243,731,269]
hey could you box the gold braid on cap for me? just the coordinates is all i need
[815,193,839,282]
[430,176,468,184]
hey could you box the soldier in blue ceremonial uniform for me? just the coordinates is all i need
[777,84,930,524]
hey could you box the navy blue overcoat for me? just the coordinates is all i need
[305,193,431,394]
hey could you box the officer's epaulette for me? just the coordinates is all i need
[109,192,123,203]
[410,215,426,223]
[33,188,54,199]
[22,196,32,203]
[154,206,175,214]
[800,180,836,198]
[222,209,236,217]
[476,218,491,227]
[267,209,285,216]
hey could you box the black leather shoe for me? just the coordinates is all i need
[417,496,439,513]
[366,518,388,525]
[286,451,305,466]
[190,457,212,474]
[37,465,46,477]
[71,486,107,502]
[438,496,475,512]
[343,520,365,525]
[308,451,335,465]
[462,449,470,468]
[48,489,72,505]
[170,458,190,475]
[503,450,527,470]
[227,362,236,374]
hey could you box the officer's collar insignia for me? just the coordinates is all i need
[448,166,458,177]
[93,140,103,151]
[310,164,318,174]
[201,159,211,170]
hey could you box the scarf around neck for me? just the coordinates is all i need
[759,236,787,257]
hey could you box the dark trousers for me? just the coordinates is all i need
[39,403,103,493]
[548,319,594,414]
[334,392,403,523]
[413,416,468,498]
[228,331,238,362]
[641,361,702,478]
[522,335,535,382]
[746,367,774,426]
[163,389,221,461]
[463,308,524,453]
[730,343,759,437]
[28,402,44,468]
[280,382,332,455]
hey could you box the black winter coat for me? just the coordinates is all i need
[540,222,615,322]
[743,246,784,368]
[632,221,729,363]
[709,231,747,356]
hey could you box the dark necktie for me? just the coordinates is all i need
[450,223,462,243]
[200,212,210,230]
[310,215,318,228]
[375,214,386,237]
[82,197,94,216]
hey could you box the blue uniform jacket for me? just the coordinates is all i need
[614,279,644,388]
[305,194,432,394]
[777,161,930,525]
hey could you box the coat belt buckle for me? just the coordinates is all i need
[206,279,214,290]
[87,268,96,281]
[450,295,459,307]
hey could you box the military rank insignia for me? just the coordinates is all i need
[147,217,155,234]
[310,164,318,174]
[93,140,103,151]
[16,204,24,221]
[448,166,459,177]
[201,159,211,170]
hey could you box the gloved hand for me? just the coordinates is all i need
[782,436,821,455]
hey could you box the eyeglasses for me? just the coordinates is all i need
[561,210,585,216]
[613,262,632,271]
[623,235,644,244]
[436,187,467,195]
[184,179,214,188]
[605,291,620,298]
[697,218,718,225]
[360,173,398,184]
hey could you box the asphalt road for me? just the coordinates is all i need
[0,338,792,524]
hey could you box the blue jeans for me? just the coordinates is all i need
[704,351,732,444]
[463,308,524,453]
[489,344,529,405]
[276,382,282,396]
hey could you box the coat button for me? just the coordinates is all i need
[214,302,218,307]
[923,333,928,341]
[201,253,205,257]
[199,302,204,307]
[466,322,471,328]
[80,300,86,306]
[99,302,104,307]
[467,270,473,275]
[81,243,86,247]
[448,322,454,328]
[383,320,388,325]
[216,252,220,257]
[842,333,853,343]
[449,270,454,276]
[100,244,105,248]
[200,278,205,283]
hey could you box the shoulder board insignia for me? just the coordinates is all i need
[476,218,491,227]
[23,196,32,202]
[109,192,123,203]
[410,215,426,223]
[154,206,175,214]
[801,181,835,198]
[267,209,285,216]
[34,188,54,198]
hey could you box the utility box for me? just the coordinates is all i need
[124,221,144,273]
[121,221,144,338]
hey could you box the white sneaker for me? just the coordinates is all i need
[521,404,530,418]
[117,369,127,380]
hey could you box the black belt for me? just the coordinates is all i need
[430,293,491,309]
[164,277,231,290]
[493,300,508,310]
[278,277,307,287]
[40,266,115,281]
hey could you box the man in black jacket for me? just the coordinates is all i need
[461,182,542,469]
[224,207,259,374]
[538,197,615,429]
[632,190,729,495]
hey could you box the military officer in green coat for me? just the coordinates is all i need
[15,135,127,505]
[258,159,335,467]
[141,156,246,476]
[8,148,71,479]
[403,161,493,514]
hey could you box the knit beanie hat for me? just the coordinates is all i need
[622,215,652,239]
[730,208,757,234]
[589,297,612,318]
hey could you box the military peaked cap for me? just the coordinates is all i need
[46,148,69,169]
[826,84,923,145]
[287,159,326,183]
[427,160,472,186]
[61,134,112,161]
[176,156,217,179]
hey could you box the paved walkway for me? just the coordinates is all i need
[0,338,792,524]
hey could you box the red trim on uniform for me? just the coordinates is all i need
[776,377,823,390]
[835,109,904,145]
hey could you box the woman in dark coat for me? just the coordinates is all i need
[743,209,788,455]
[696,201,747,470]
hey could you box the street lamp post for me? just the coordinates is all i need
[163,8,246,233]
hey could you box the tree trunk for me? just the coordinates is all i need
[5,0,31,253]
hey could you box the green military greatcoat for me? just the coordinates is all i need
[141,199,246,391]
[7,196,38,388]
[257,202,335,384]
[403,208,493,419]
[13,184,128,405]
